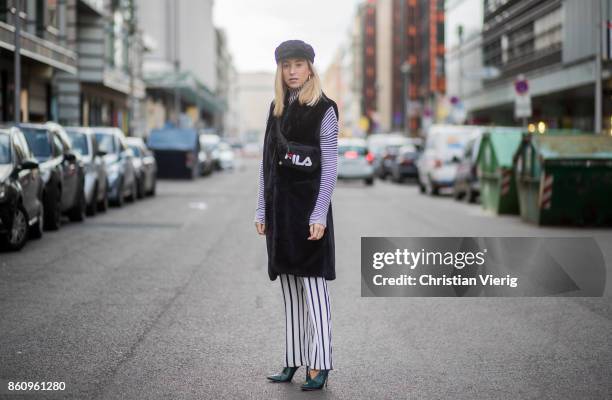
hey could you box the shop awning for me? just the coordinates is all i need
[144,70,226,114]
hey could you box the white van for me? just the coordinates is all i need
[417,125,484,195]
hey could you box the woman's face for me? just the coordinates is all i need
[281,58,311,89]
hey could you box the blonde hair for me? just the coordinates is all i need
[273,60,323,117]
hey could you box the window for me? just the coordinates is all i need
[0,0,8,23]
[95,133,117,154]
[67,132,89,156]
[0,134,11,164]
[22,128,52,160]
[129,145,141,157]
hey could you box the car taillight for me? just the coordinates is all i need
[344,150,358,159]
[185,152,195,167]
[433,159,442,168]
[366,152,374,164]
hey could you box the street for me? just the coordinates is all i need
[1,157,611,400]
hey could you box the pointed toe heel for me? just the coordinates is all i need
[300,370,330,391]
[266,366,299,383]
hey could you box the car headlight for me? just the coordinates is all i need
[0,184,6,200]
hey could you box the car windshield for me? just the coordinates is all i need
[94,133,117,154]
[128,145,142,157]
[400,145,418,157]
[21,128,52,159]
[0,134,10,164]
[338,145,367,155]
[66,131,89,156]
[148,129,197,150]
[432,132,468,160]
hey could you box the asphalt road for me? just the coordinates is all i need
[1,157,611,400]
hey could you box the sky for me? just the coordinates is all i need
[213,0,364,74]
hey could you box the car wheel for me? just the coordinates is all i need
[418,178,426,193]
[453,187,464,200]
[137,177,145,199]
[467,187,478,203]
[44,187,62,231]
[69,187,86,222]
[29,204,44,239]
[365,177,374,185]
[426,178,439,196]
[127,180,137,203]
[98,188,109,212]
[148,179,156,196]
[4,206,28,251]
[112,179,124,207]
[86,184,98,217]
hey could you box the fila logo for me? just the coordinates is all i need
[285,152,312,166]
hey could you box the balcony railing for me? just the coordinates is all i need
[0,20,77,74]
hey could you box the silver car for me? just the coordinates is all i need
[126,137,157,198]
[66,127,109,214]
[337,138,375,185]
[91,127,137,206]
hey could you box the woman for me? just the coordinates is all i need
[254,39,338,391]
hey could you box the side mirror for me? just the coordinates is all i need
[96,150,107,157]
[64,152,77,162]
[20,159,39,170]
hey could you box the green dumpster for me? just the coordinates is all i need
[476,127,524,214]
[513,133,612,226]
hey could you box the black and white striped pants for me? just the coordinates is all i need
[279,273,333,370]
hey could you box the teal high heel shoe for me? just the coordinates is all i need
[266,366,299,382]
[300,369,330,391]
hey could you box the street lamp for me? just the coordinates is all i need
[400,61,411,136]
[12,0,22,124]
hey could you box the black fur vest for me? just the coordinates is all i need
[262,90,338,281]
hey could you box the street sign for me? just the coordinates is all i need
[514,75,532,119]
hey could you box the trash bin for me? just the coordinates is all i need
[476,127,524,214]
[513,133,612,226]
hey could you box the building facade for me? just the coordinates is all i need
[446,0,612,133]
[1,0,78,123]
[137,0,223,132]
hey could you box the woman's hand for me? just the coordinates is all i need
[308,223,325,240]
[255,222,266,235]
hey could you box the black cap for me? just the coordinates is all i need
[274,40,315,64]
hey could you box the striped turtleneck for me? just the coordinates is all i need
[255,87,339,227]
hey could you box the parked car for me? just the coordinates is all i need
[197,134,216,176]
[147,128,200,179]
[337,137,375,185]
[126,137,157,197]
[417,125,482,196]
[21,122,86,229]
[0,126,44,250]
[217,141,236,170]
[65,127,109,215]
[91,127,137,206]
[367,133,413,179]
[200,133,221,171]
[199,132,222,171]
[453,134,483,203]
[388,144,420,183]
